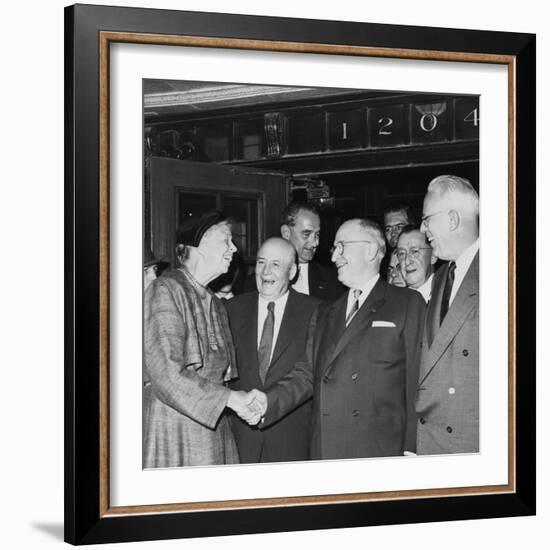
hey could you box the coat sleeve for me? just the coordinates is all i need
[144,280,231,430]
[260,306,318,428]
[403,290,426,453]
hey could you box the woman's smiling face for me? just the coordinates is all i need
[199,222,237,277]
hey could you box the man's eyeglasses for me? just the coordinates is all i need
[395,247,432,262]
[330,240,372,255]
[420,210,447,228]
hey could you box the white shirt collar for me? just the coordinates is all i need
[450,238,479,305]
[415,273,434,303]
[346,273,380,316]
[292,262,310,295]
[258,289,289,309]
[455,238,479,270]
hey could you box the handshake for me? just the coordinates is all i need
[227,389,267,426]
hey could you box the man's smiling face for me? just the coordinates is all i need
[421,191,453,261]
[396,229,435,289]
[283,209,321,264]
[255,238,297,300]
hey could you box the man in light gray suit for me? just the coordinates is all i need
[416,175,479,455]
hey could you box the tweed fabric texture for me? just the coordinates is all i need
[143,268,239,468]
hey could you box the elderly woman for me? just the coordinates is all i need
[143,211,263,468]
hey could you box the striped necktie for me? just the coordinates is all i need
[258,301,275,383]
[345,289,362,326]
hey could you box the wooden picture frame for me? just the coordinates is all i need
[65,3,535,545]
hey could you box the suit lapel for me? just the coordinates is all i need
[424,253,479,374]
[238,293,260,383]
[308,261,321,295]
[316,296,346,373]
[326,279,387,372]
[269,290,299,368]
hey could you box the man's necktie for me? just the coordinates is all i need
[258,301,275,383]
[345,289,362,326]
[440,261,456,324]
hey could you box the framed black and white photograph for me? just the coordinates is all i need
[65,3,536,545]
[141,79,480,473]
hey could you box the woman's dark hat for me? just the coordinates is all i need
[176,210,227,247]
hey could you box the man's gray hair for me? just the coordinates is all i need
[356,218,387,260]
[427,175,479,216]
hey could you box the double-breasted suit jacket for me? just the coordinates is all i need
[416,253,479,454]
[308,278,425,460]
[225,289,320,463]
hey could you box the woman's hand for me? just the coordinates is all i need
[227,390,267,425]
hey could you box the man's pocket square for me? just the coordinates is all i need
[372,321,396,327]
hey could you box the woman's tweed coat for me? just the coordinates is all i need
[143,268,239,468]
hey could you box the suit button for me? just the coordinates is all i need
[351,373,358,381]
[448,387,456,395]
[446,426,453,433]
[419,417,426,424]
[462,349,469,356]
[352,409,360,417]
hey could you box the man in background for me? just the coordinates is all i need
[396,225,437,303]
[386,249,407,288]
[384,203,415,250]
[280,201,344,302]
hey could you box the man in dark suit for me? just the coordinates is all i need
[225,237,320,464]
[280,201,344,302]
[262,219,425,460]
[308,218,425,459]
[416,175,479,454]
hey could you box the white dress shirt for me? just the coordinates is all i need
[292,262,310,295]
[345,274,380,321]
[450,239,479,305]
[257,291,290,363]
[415,273,434,304]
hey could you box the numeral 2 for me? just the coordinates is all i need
[378,117,393,135]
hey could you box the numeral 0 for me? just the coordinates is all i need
[419,113,438,132]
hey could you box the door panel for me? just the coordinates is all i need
[148,157,288,268]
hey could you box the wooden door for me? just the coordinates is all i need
[147,157,288,268]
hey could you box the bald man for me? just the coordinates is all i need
[225,238,320,463]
